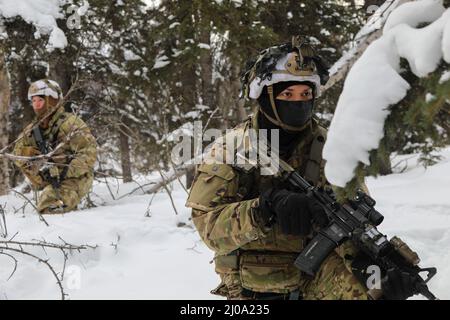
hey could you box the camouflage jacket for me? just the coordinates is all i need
[186,111,344,295]
[13,107,97,189]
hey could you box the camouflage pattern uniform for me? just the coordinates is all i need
[13,95,97,214]
[186,37,370,299]
[186,111,368,300]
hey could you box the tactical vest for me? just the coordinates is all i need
[44,112,69,149]
[213,122,328,298]
[31,111,71,181]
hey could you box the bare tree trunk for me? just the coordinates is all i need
[232,64,248,123]
[184,5,214,189]
[185,168,196,189]
[118,121,132,183]
[48,54,72,95]
[198,7,214,110]
[0,45,11,195]
[378,155,393,175]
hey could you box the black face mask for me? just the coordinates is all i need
[275,99,314,128]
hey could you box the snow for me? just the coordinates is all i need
[0,175,218,299]
[164,122,194,142]
[172,48,183,58]
[197,43,211,50]
[47,26,67,49]
[365,148,450,299]
[231,0,243,7]
[444,17,450,61]
[0,0,67,50]
[77,1,90,16]
[383,0,445,32]
[152,55,170,69]
[123,49,140,61]
[1,147,449,299]
[184,111,201,119]
[329,0,404,77]
[394,12,449,77]
[425,93,436,102]
[320,29,331,36]
[329,0,445,77]
[440,70,450,83]
[169,22,180,29]
[324,0,450,187]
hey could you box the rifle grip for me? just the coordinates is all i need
[294,231,338,276]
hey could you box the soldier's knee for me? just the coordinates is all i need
[38,186,80,214]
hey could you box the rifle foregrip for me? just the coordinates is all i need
[294,232,338,276]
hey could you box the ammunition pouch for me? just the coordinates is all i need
[214,250,301,296]
[239,251,301,294]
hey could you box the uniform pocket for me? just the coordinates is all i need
[186,164,238,211]
[239,252,301,293]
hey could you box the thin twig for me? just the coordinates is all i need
[156,168,179,215]
[0,252,18,281]
[0,203,7,238]
[11,190,49,226]
[144,193,156,218]
[116,181,156,200]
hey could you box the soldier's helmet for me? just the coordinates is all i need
[28,79,63,101]
[240,36,329,100]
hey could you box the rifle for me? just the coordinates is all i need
[255,147,438,300]
[31,126,62,198]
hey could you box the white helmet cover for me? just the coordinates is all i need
[249,52,322,99]
[28,79,63,101]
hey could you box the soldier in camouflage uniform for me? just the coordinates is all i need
[186,37,370,300]
[13,79,97,214]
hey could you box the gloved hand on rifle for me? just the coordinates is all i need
[39,163,60,185]
[258,187,329,236]
[381,268,417,300]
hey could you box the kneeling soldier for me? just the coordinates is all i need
[13,79,97,214]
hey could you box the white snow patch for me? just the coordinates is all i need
[426,93,437,102]
[198,43,211,50]
[123,49,140,61]
[169,22,180,29]
[383,0,445,32]
[440,70,450,83]
[324,1,450,187]
[0,0,68,50]
[152,55,170,69]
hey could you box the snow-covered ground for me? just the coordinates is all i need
[0,174,219,300]
[0,147,449,300]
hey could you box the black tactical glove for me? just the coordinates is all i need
[381,268,417,300]
[258,188,329,236]
[39,163,60,185]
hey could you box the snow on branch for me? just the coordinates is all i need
[324,0,414,92]
[323,0,450,187]
[0,0,68,49]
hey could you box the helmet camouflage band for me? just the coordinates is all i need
[28,79,63,101]
[240,36,330,100]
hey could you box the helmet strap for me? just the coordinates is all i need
[259,85,311,132]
